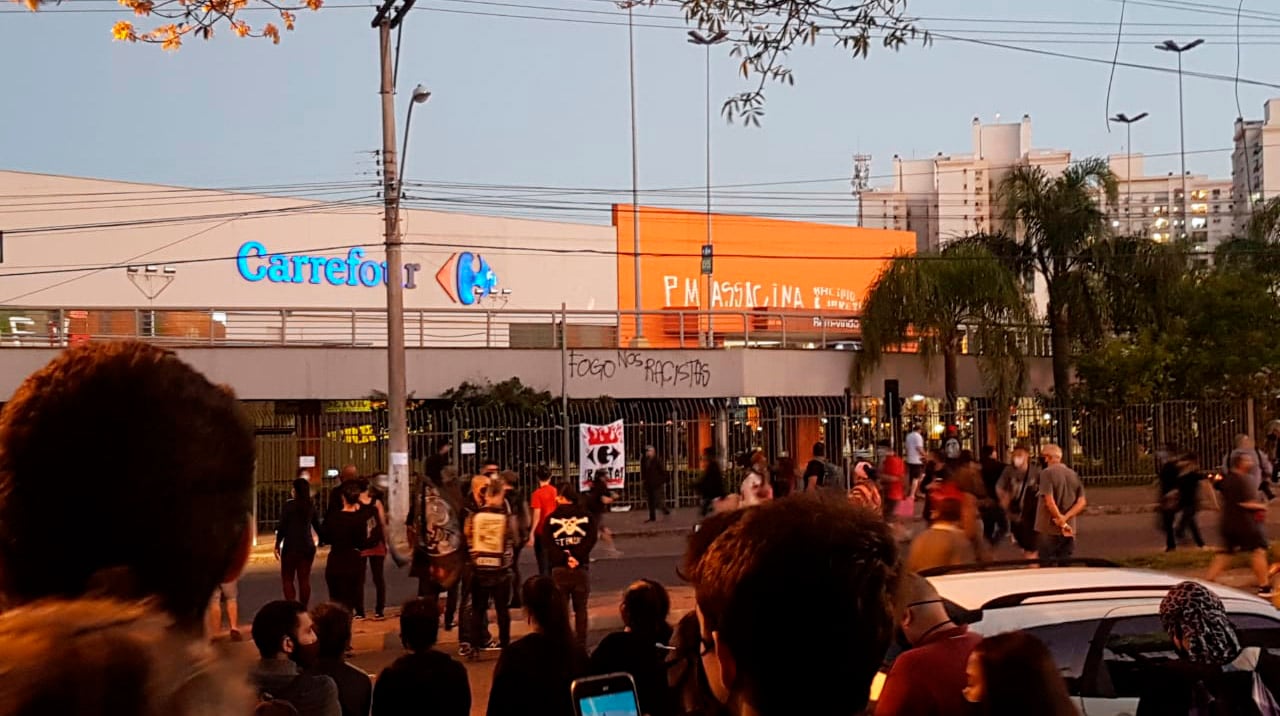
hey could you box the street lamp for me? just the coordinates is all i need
[1108,111,1149,236]
[687,29,727,348]
[1155,38,1203,239]
[617,0,644,346]
[398,84,431,196]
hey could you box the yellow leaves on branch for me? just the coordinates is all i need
[118,0,153,16]
[10,0,317,47]
[112,20,137,41]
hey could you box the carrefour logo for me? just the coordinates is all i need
[235,241,421,289]
[435,252,498,306]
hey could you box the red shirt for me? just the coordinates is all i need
[882,454,907,500]
[875,625,981,716]
[530,484,559,533]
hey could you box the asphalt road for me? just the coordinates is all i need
[222,509,1263,716]
[235,534,690,627]
[234,507,1242,622]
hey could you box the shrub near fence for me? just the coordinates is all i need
[245,397,1262,531]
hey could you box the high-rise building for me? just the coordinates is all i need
[1103,153,1233,252]
[1232,98,1280,236]
[858,114,1236,255]
[858,115,1070,252]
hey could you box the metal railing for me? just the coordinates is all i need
[0,305,1053,354]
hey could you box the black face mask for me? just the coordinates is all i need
[290,640,321,670]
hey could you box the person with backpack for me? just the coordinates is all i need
[407,463,465,627]
[997,444,1041,559]
[1137,581,1280,715]
[499,470,533,608]
[462,477,517,656]
[803,441,842,493]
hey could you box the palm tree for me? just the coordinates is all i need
[853,239,1033,414]
[997,158,1118,427]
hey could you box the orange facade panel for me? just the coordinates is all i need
[614,205,915,347]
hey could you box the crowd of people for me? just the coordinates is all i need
[4,342,1280,716]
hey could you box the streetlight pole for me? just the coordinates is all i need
[372,0,416,558]
[617,0,644,346]
[687,30,727,348]
[1108,112,1149,236]
[1156,39,1203,240]
[400,84,431,195]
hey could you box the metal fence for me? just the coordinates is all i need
[246,396,1264,531]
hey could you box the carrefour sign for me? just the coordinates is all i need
[435,251,499,306]
[235,241,422,289]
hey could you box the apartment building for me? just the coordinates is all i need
[859,114,1237,254]
[1232,98,1280,235]
[858,115,1070,252]
[1104,153,1234,250]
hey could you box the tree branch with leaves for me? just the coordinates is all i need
[14,0,322,49]
[680,0,929,124]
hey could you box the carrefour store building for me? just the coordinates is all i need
[0,170,917,355]
[0,170,1060,517]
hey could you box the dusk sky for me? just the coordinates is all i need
[2,0,1278,224]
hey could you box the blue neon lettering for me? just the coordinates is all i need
[236,241,267,281]
[324,258,346,285]
[234,242,417,290]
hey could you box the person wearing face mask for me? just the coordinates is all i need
[250,600,340,716]
[1136,581,1280,715]
[876,573,981,716]
[996,444,1041,559]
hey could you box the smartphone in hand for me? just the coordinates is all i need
[570,673,641,716]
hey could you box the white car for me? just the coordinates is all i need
[872,559,1280,716]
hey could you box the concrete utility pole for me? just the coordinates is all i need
[373,0,416,560]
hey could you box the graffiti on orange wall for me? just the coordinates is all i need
[613,205,915,346]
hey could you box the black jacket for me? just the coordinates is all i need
[641,455,670,489]
[312,658,372,716]
[487,633,588,716]
[542,502,598,569]
[590,629,676,716]
[277,498,321,554]
[373,650,470,716]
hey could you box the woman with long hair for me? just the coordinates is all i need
[359,475,391,619]
[275,472,321,607]
[589,579,676,716]
[486,576,588,716]
[963,631,1076,716]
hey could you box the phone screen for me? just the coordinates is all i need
[576,691,639,716]
[572,674,640,716]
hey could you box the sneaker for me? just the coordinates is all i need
[373,613,385,621]
[1259,586,1274,599]
[443,622,455,631]
[354,614,366,621]
[458,643,473,658]
[484,639,502,651]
